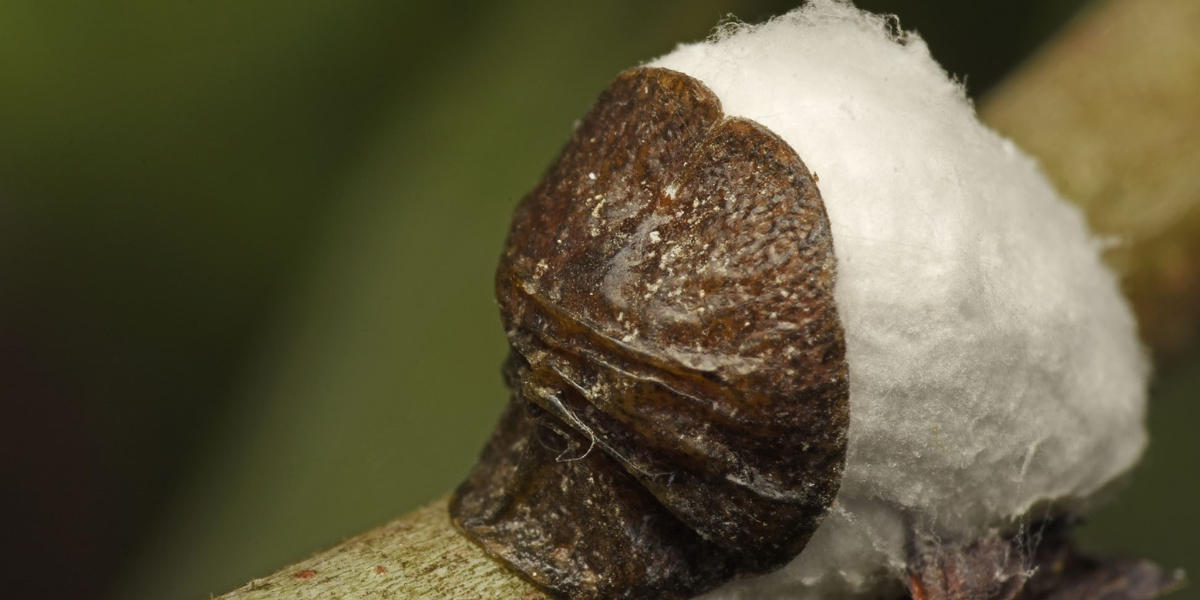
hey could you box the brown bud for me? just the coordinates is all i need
[451,67,850,600]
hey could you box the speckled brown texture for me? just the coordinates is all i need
[450,67,849,600]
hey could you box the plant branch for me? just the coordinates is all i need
[217,497,546,600]
[980,0,1200,357]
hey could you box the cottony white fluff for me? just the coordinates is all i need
[649,2,1148,599]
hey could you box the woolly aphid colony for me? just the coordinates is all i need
[453,2,1150,600]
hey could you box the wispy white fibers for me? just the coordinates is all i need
[650,2,1148,598]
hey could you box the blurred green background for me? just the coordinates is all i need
[1,1,1194,599]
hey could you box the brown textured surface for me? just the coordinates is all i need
[451,67,849,600]
[908,530,1032,600]
[907,520,1184,600]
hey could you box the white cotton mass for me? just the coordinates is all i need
[649,1,1149,599]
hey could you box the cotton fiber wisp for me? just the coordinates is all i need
[648,1,1148,598]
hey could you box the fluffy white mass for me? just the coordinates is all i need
[649,2,1149,598]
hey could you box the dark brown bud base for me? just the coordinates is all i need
[450,67,850,600]
[907,518,1183,600]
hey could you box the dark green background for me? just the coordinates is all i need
[1,2,1193,600]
